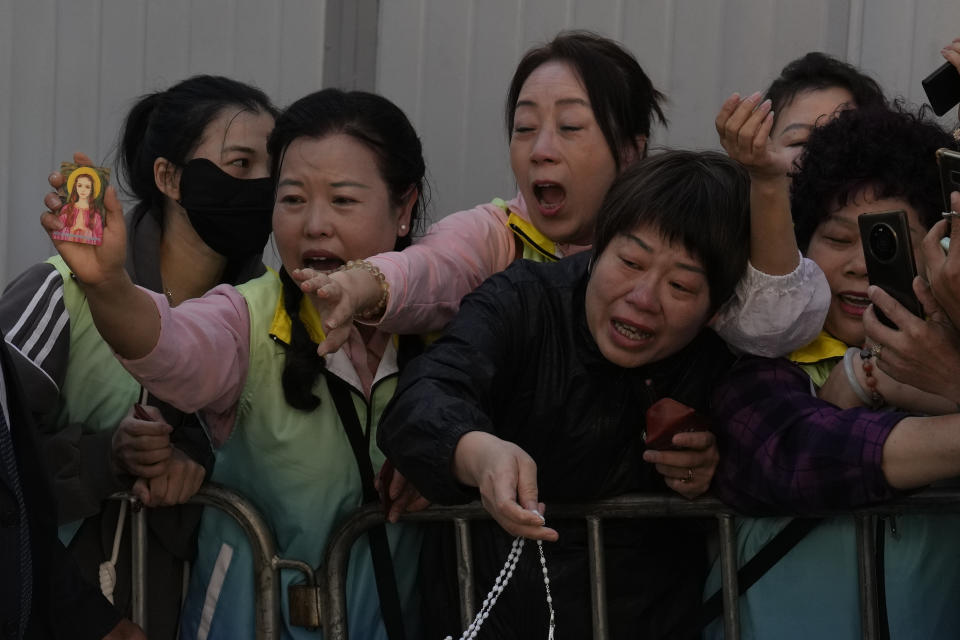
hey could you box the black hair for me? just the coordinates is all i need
[505,30,666,168]
[765,52,886,126]
[591,150,750,311]
[267,88,428,411]
[119,75,277,218]
[791,103,956,252]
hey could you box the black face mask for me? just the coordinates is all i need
[178,158,274,260]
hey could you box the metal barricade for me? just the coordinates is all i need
[110,485,960,640]
[320,488,960,640]
[111,482,316,640]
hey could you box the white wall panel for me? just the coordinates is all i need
[0,0,327,287]
[7,0,58,289]
[0,0,13,288]
[381,0,960,223]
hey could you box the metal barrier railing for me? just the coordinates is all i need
[320,488,960,640]
[111,483,316,640]
[110,486,960,640]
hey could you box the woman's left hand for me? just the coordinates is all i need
[863,278,960,403]
[642,431,718,499]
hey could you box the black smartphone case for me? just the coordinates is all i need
[857,210,923,329]
[922,61,960,117]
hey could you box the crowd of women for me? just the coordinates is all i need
[5,28,960,640]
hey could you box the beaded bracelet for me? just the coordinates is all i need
[334,259,389,320]
[843,347,874,406]
[858,347,887,409]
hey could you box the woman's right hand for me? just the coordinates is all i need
[41,152,128,289]
[922,192,960,328]
[111,404,173,478]
[452,431,558,541]
[715,92,786,179]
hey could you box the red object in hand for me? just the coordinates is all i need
[643,397,711,450]
[133,404,151,421]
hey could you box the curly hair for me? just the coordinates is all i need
[790,103,957,251]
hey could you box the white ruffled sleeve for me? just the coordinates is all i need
[710,253,830,357]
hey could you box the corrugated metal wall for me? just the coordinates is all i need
[0,0,328,286]
[2,0,959,285]
[376,0,960,224]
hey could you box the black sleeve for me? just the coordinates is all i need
[377,268,532,505]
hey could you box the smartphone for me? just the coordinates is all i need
[938,148,960,211]
[922,61,960,117]
[937,148,960,252]
[857,210,924,329]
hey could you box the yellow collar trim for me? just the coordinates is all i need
[498,206,559,262]
[789,331,847,364]
[269,289,327,346]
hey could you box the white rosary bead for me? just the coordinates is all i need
[445,514,555,640]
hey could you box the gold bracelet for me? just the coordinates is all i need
[335,259,389,320]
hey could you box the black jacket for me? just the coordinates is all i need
[0,333,121,639]
[379,253,733,639]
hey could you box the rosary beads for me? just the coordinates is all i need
[445,514,556,640]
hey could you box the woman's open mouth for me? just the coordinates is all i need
[301,252,344,273]
[612,319,653,343]
[533,182,566,216]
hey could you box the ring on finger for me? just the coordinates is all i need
[870,343,883,360]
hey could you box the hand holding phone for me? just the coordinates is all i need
[858,210,924,329]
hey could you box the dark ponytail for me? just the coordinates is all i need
[279,268,327,411]
[118,75,277,220]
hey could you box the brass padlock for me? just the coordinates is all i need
[288,583,322,629]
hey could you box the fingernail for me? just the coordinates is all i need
[749,91,762,102]
[48,173,59,182]
[759,99,772,111]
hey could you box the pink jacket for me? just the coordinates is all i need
[369,193,829,357]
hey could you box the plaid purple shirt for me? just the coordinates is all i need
[712,356,908,515]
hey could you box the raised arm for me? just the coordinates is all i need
[710,94,830,356]
[716,92,799,275]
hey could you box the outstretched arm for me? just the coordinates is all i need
[295,201,519,355]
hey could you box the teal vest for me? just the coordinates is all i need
[179,271,420,640]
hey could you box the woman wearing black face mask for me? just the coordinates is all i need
[0,75,277,639]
